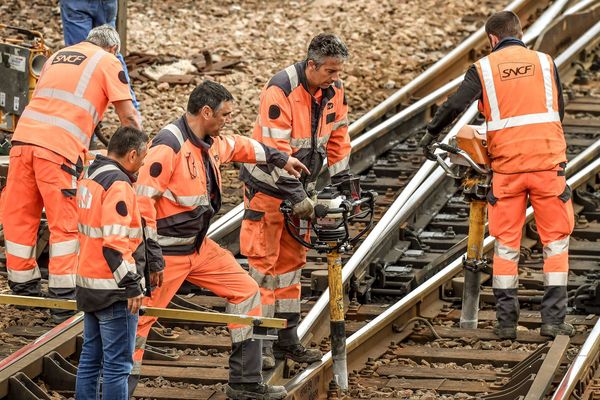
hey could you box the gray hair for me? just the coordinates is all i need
[86,25,121,53]
[306,33,349,67]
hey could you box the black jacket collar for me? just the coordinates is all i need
[492,37,527,52]
[90,154,137,183]
[179,115,213,151]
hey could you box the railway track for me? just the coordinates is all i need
[0,1,599,399]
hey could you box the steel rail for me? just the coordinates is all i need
[285,154,600,398]
[206,0,552,243]
[296,0,577,342]
[564,0,599,15]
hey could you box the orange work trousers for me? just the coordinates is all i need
[240,191,307,346]
[3,145,80,296]
[488,170,574,326]
[132,238,262,384]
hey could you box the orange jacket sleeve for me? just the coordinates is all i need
[327,83,352,181]
[101,180,143,297]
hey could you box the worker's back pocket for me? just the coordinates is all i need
[240,209,266,258]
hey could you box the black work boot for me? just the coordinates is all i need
[540,323,575,338]
[493,323,517,340]
[225,382,287,400]
[262,345,275,370]
[273,342,322,364]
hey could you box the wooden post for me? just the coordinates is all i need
[116,0,127,55]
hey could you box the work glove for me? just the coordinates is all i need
[419,132,438,161]
[292,197,315,220]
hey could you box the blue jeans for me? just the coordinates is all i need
[59,0,140,112]
[75,301,138,400]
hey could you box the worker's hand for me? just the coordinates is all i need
[419,132,438,161]
[283,156,310,178]
[292,197,315,219]
[150,271,163,288]
[128,294,145,314]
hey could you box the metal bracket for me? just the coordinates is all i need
[42,351,77,391]
[8,372,52,400]
[462,256,487,272]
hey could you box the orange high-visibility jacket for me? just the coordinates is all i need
[135,116,289,261]
[12,41,132,164]
[76,155,146,312]
[240,61,352,203]
[475,46,566,173]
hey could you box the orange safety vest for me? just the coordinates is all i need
[474,46,566,173]
[135,116,288,258]
[76,155,145,312]
[12,41,132,164]
[240,61,351,203]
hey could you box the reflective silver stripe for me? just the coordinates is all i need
[479,57,500,121]
[156,234,196,247]
[49,239,79,258]
[285,65,299,90]
[77,275,123,290]
[78,223,103,238]
[104,224,142,238]
[136,184,162,198]
[328,155,350,177]
[5,240,36,259]
[144,226,158,241]
[537,52,554,113]
[249,266,275,290]
[163,189,209,207]
[290,135,330,149]
[8,267,42,283]
[36,88,100,125]
[74,50,106,97]
[486,112,561,132]
[332,118,349,131]
[275,298,300,313]
[262,303,275,318]
[86,164,120,180]
[131,360,143,375]
[262,126,292,140]
[113,259,137,282]
[243,164,296,189]
[277,269,302,289]
[249,139,266,164]
[230,326,253,343]
[289,137,312,149]
[494,242,520,263]
[228,291,261,315]
[164,123,185,147]
[544,271,568,286]
[543,237,570,259]
[21,109,89,145]
[48,274,76,289]
[493,275,519,289]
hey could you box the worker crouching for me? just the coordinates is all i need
[75,126,152,399]
[129,81,308,400]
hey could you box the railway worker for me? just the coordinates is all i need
[2,25,141,321]
[420,11,574,339]
[59,0,140,112]
[239,33,353,369]
[129,80,309,400]
[75,126,151,400]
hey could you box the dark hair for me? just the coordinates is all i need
[485,11,522,39]
[307,33,349,67]
[187,80,234,115]
[107,126,148,157]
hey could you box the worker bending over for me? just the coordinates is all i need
[239,33,353,369]
[2,25,140,322]
[130,81,308,400]
[420,11,574,339]
[75,126,152,399]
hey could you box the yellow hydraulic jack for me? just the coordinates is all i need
[281,179,376,392]
[429,125,491,328]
